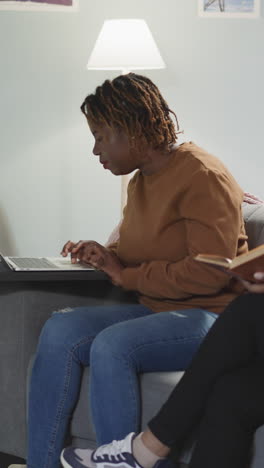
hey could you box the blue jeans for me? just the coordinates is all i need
[27,304,217,468]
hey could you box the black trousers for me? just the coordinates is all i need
[148,293,264,468]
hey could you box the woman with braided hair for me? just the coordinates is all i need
[27,73,247,468]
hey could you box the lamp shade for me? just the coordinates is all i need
[87,19,166,72]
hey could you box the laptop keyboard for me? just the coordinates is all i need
[9,257,59,269]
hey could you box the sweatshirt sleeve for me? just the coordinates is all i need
[120,168,246,299]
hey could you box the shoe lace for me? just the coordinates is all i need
[94,435,132,462]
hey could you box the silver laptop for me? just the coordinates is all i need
[0,254,94,272]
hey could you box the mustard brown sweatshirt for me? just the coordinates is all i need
[112,142,248,314]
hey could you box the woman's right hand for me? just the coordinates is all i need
[61,240,106,266]
[241,272,264,293]
[61,240,77,258]
[61,240,125,285]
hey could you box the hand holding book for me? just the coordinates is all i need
[194,244,264,283]
[241,272,264,293]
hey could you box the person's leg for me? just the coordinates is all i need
[89,308,217,445]
[61,293,264,468]
[27,303,152,468]
[61,360,264,468]
[148,293,264,447]
[189,360,264,468]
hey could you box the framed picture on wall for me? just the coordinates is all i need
[198,0,260,18]
[0,0,78,11]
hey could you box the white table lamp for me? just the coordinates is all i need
[87,19,165,74]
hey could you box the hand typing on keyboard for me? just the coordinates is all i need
[61,240,125,286]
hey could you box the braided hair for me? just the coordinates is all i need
[81,73,179,151]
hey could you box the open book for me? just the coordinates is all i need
[194,244,264,282]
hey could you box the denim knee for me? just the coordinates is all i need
[37,309,79,353]
[90,324,133,368]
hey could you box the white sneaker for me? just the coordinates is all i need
[60,432,143,468]
[8,465,26,468]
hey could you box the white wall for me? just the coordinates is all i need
[0,0,263,255]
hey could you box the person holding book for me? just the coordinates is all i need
[61,275,264,468]
[195,243,264,282]
[27,73,247,468]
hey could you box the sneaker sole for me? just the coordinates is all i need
[60,450,73,468]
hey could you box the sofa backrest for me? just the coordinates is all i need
[242,203,264,250]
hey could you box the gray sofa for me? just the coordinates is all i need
[0,202,264,467]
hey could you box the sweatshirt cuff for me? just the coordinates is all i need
[120,267,140,291]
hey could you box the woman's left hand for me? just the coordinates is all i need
[97,248,125,286]
[71,240,125,286]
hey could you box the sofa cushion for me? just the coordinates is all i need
[243,203,264,249]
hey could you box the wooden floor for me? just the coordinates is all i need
[0,452,25,468]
